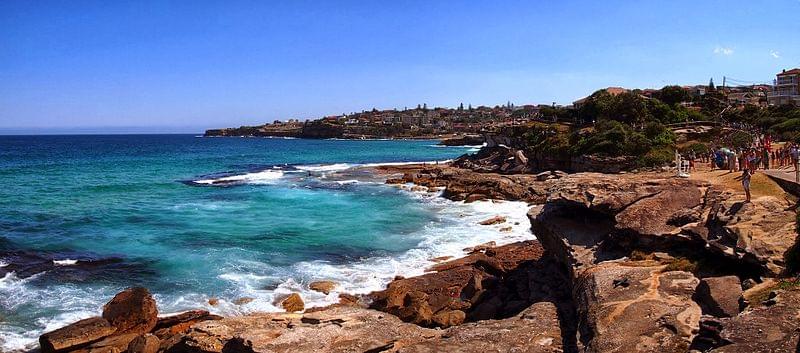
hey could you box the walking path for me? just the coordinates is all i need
[762,166,800,197]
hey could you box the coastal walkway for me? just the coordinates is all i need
[763,167,800,197]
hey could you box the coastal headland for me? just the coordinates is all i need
[37,152,799,352]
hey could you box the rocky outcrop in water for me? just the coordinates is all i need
[384,165,548,203]
[39,166,800,353]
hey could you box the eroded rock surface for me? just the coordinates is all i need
[710,288,800,352]
[176,306,440,353]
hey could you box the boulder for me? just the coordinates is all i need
[695,276,742,317]
[478,216,506,225]
[102,287,158,335]
[431,310,466,327]
[281,293,305,312]
[309,280,337,295]
[399,302,563,353]
[575,263,701,353]
[233,297,254,305]
[126,334,160,353]
[39,317,117,353]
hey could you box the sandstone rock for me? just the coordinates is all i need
[309,281,337,295]
[178,306,440,353]
[234,297,254,305]
[370,241,547,327]
[431,310,466,327]
[499,226,512,232]
[126,334,159,353]
[153,310,222,339]
[478,216,506,225]
[462,241,495,253]
[70,332,140,353]
[464,193,487,203]
[710,288,800,352]
[39,317,117,353]
[399,302,563,353]
[208,297,219,306]
[102,287,158,335]
[281,293,305,312]
[429,256,453,263]
[575,263,701,353]
[383,165,547,203]
[695,276,742,317]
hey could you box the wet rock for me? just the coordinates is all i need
[478,216,506,226]
[233,297,254,305]
[126,334,159,353]
[369,241,546,328]
[309,280,337,295]
[695,276,742,317]
[462,241,495,253]
[464,193,488,203]
[382,165,547,203]
[499,226,513,232]
[102,287,158,335]
[429,256,453,263]
[208,297,219,306]
[39,317,117,353]
[281,293,305,312]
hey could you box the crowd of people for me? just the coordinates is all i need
[681,132,799,203]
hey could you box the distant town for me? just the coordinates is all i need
[205,68,800,139]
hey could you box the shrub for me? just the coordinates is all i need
[662,257,698,273]
[638,146,675,167]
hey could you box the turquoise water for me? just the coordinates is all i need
[0,135,532,351]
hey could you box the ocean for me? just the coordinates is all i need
[0,135,533,351]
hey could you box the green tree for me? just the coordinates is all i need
[656,85,690,106]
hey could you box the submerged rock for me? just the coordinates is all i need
[309,280,337,295]
[281,293,305,312]
[478,216,506,225]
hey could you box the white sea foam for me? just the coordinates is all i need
[194,170,284,185]
[53,259,78,266]
[359,160,453,168]
[1,164,533,350]
[294,163,353,172]
[428,144,485,149]
[0,272,103,352]
[189,192,535,313]
[0,261,8,268]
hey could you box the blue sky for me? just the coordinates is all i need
[1,1,798,133]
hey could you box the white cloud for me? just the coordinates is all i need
[770,50,781,59]
[713,46,734,56]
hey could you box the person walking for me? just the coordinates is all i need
[741,168,752,203]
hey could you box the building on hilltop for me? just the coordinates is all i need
[769,68,800,106]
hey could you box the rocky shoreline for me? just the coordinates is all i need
[36,163,800,353]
